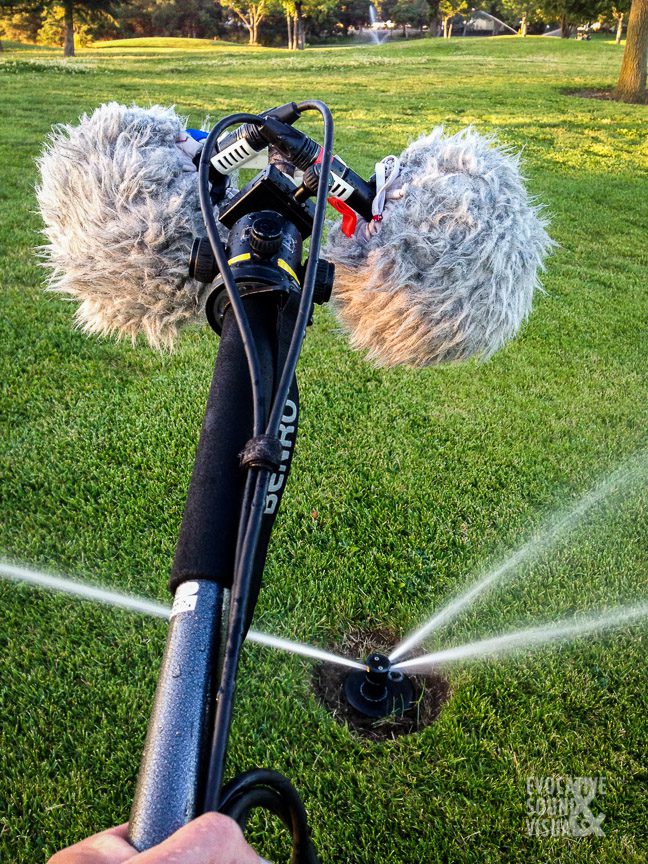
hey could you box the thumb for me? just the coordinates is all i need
[48,824,136,864]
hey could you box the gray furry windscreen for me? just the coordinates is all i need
[325,127,555,367]
[37,102,218,349]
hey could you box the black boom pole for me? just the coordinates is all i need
[129,294,299,850]
[129,100,336,861]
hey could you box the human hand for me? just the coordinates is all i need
[48,812,262,864]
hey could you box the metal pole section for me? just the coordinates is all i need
[128,580,223,850]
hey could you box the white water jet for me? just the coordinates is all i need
[392,604,648,672]
[0,561,363,671]
[389,453,647,662]
[490,14,517,34]
[0,561,171,619]
[246,631,364,670]
[368,3,388,44]
[463,11,517,36]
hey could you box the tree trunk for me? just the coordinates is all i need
[443,16,448,37]
[560,14,570,37]
[296,1,304,49]
[427,0,440,35]
[63,0,75,57]
[615,0,648,102]
[287,10,293,48]
[520,12,528,36]
[616,12,624,43]
[249,19,256,43]
[448,20,453,37]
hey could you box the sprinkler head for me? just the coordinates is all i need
[343,652,414,719]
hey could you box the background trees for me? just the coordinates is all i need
[439,0,468,36]
[501,0,545,34]
[150,0,222,39]
[0,5,41,41]
[280,0,337,49]
[0,0,645,85]
[220,0,267,43]
[392,0,428,36]
[608,0,631,41]
[537,0,600,36]
[0,0,120,54]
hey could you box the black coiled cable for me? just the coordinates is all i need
[220,769,319,864]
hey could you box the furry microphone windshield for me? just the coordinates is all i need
[37,102,220,349]
[325,127,554,367]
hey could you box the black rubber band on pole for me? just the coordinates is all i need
[240,435,283,472]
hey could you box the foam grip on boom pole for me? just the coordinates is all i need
[169,293,299,599]
[130,294,299,850]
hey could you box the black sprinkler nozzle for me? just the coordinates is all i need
[344,652,414,719]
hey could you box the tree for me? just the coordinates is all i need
[35,2,117,46]
[150,0,222,38]
[0,5,42,41]
[426,0,441,35]
[392,0,427,35]
[614,0,648,101]
[279,0,336,48]
[501,0,544,34]
[115,0,153,37]
[280,0,294,46]
[439,0,467,36]
[536,0,600,37]
[0,0,119,54]
[280,0,303,47]
[221,0,268,45]
[220,0,268,42]
[338,0,371,33]
[609,0,631,42]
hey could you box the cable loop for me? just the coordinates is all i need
[220,768,320,864]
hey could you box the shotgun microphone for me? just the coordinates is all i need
[324,126,555,367]
[37,102,231,350]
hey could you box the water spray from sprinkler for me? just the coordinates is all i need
[389,454,647,662]
[368,3,388,44]
[0,562,364,672]
[392,604,648,672]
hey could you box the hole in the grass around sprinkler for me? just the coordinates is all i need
[311,627,451,741]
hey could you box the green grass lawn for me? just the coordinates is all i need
[1,35,647,864]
